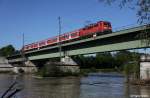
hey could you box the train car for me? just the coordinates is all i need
[70,30,80,39]
[32,43,38,49]
[46,36,58,45]
[23,20,112,52]
[23,45,29,51]
[38,40,47,48]
[59,33,69,42]
[23,42,39,51]
[79,21,112,37]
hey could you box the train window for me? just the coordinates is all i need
[104,23,108,26]
[104,22,110,27]
[47,39,51,43]
[83,25,90,30]
[94,24,98,27]
[71,33,77,37]
[39,41,45,46]
[87,26,91,29]
[83,28,85,30]
[65,34,69,38]
[31,44,34,48]
[52,38,57,41]
[60,36,65,39]
[103,22,111,27]
[25,46,29,49]
[34,44,38,47]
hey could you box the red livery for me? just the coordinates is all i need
[23,21,112,51]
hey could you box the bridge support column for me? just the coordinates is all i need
[13,60,37,74]
[140,55,150,80]
[58,56,80,73]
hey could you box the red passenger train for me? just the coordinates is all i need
[23,21,112,51]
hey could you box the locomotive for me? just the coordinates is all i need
[23,21,112,51]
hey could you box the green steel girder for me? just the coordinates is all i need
[28,40,148,60]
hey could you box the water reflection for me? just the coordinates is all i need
[80,73,125,98]
[0,73,150,98]
[19,76,80,98]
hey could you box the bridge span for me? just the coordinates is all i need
[7,25,150,63]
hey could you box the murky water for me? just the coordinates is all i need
[0,73,150,98]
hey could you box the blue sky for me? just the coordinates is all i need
[0,0,139,49]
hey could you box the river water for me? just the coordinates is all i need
[0,72,150,98]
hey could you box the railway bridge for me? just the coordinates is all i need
[7,24,150,73]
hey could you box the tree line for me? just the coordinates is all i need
[72,50,141,70]
[0,45,18,57]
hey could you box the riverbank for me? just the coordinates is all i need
[130,79,150,86]
[35,67,119,78]
[80,68,120,76]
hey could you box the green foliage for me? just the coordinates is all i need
[96,52,115,68]
[122,51,140,81]
[38,62,61,77]
[124,63,135,75]
[124,61,140,82]
[73,50,141,74]
[0,45,15,57]
[73,52,116,69]
[99,0,150,24]
[114,50,133,70]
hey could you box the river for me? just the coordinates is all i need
[0,72,150,98]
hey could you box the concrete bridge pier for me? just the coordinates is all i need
[13,60,37,74]
[58,56,80,73]
[140,55,150,80]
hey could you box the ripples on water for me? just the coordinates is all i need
[0,73,150,98]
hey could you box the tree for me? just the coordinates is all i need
[96,52,115,68]
[72,55,88,68]
[0,45,15,57]
[99,0,150,24]
[114,50,133,70]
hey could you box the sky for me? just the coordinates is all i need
[0,0,139,50]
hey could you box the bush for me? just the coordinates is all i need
[37,62,61,77]
[37,62,79,77]
[124,61,140,82]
